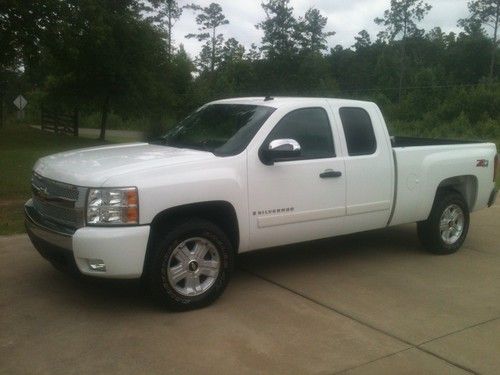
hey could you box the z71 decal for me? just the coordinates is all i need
[476,159,489,167]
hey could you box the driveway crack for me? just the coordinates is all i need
[240,267,479,375]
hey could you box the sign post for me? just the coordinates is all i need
[13,95,28,120]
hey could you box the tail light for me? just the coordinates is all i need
[495,154,498,182]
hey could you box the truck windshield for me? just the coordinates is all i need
[153,104,276,156]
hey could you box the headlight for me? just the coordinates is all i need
[86,187,139,225]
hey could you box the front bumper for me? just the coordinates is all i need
[488,188,498,207]
[25,200,150,279]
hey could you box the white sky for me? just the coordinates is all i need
[173,0,470,58]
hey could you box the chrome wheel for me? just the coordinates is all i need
[439,204,465,245]
[166,237,220,297]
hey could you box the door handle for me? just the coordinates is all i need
[320,170,342,178]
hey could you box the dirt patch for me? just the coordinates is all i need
[0,199,26,207]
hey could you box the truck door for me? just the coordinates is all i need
[247,105,347,250]
[333,105,394,233]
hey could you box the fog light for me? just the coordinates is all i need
[88,259,106,272]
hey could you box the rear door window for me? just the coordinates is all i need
[339,107,377,156]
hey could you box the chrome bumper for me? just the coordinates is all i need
[25,199,74,251]
[488,189,498,207]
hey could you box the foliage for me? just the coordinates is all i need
[257,0,299,58]
[375,0,432,101]
[298,8,336,53]
[150,0,183,59]
[185,2,229,73]
[375,0,432,40]
[459,0,500,79]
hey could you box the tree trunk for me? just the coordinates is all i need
[0,92,3,129]
[99,95,110,141]
[489,2,499,81]
[399,20,408,103]
[167,13,173,61]
[211,27,216,74]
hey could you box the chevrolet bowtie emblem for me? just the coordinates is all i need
[34,185,50,199]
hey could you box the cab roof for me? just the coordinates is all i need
[210,96,375,109]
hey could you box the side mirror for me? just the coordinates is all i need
[260,139,301,165]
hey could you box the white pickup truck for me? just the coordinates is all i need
[25,97,498,310]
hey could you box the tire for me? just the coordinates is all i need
[147,218,234,311]
[417,190,470,255]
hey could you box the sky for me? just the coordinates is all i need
[172,0,470,58]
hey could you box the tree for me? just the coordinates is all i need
[257,0,299,58]
[0,0,65,86]
[354,30,372,50]
[297,8,335,53]
[185,3,229,73]
[152,0,183,60]
[245,43,261,61]
[375,0,432,101]
[42,0,171,140]
[459,0,500,80]
[222,38,245,65]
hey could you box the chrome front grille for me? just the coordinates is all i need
[32,173,80,201]
[31,173,86,229]
[32,198,79,226]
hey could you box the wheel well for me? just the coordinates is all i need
[148,201,239,252]
[437,175,478,211]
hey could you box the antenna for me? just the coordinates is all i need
[264,95,274,102]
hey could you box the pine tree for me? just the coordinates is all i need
[375,0,432,101]
[459,0,500,80]
[185,3,229,73]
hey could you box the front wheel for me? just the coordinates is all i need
[147,219,234,311]
[417,191,470,255]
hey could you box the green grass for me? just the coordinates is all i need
[0,123,108,235]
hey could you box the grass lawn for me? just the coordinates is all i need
[0,124,108,235]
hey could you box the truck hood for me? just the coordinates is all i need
[34,143,215,187]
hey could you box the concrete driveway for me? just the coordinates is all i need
[1,205,499,374]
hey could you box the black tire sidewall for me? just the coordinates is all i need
[424,192,470,254]
[148,219,233,310]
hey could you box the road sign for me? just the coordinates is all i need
[13,95,28,110]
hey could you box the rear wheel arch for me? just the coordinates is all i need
[433,175,478,212]
[418,190,470,254]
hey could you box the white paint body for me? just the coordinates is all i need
[33,98,498,278]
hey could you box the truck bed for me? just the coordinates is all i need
[388,139,496,228]
[391,136,483,148]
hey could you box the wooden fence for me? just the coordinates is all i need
[41,107,79,136]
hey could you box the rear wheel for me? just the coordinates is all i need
[417,191,469,255]
[147,219,234,310]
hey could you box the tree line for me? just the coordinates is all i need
[1,0,499,141]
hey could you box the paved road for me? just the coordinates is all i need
[1,204,499,374]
